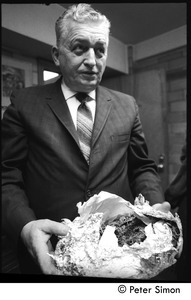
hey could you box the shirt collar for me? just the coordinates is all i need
[61,78,96,101]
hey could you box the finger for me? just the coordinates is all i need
[161,201,171,212]
[21,220,68,274]
[47,239,54,252]
[153,201,171,213]
[34,237,59,275]
[40,219,69,236]
[152,203,161,210]
[39,250,59,274]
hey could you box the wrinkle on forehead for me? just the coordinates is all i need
[62,20,109,46]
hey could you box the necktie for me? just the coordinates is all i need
[76,93,93,164]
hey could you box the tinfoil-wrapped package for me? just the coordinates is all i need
[50,192,183,279]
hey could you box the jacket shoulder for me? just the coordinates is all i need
[12,81,58,97]
[10,79,61,107]
[99,85,135,101]
[99,85,137,112]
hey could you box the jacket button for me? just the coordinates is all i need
[86,189,92,198]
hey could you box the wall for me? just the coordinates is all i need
[133,46,187,184]
[133,26,186,61]
[2,3,129,74]
[2,3,61,46]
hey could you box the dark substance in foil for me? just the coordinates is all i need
[100,214,180,248]
[100,214,147,247]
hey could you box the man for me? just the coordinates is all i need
[2,3,170,275]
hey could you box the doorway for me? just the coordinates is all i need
[133,68,169,190]
[166,70,186,183]
[133,67,186,190]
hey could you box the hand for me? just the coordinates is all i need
[152,201,171,213]
[21,219,69,274]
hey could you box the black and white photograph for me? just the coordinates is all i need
[1,2,189,298]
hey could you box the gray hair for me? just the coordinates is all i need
[55,3,111,47]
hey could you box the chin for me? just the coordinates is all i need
[78,81,98,92]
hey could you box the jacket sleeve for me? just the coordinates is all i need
[128,101,164,205]
[2,91,36,246]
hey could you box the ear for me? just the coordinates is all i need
[52,46,60,67]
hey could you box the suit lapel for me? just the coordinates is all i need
[46,79,80,147]
[45,80,112,150]
[91,86,112,147]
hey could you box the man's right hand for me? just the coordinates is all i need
[21,219,69,274]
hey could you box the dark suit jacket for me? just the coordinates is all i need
[2,78,164,246]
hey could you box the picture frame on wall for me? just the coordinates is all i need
[1,55,33,117]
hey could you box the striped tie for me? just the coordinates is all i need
[76,93,93,164]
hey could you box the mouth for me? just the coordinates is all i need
[81,71,98,77]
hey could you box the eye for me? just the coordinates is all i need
[72,44,87,55]
[95,47,105,58]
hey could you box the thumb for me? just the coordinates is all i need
[41,219,69,236]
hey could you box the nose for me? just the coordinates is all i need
[84,48,96,67]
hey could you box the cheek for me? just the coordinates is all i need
[60,58,75,74]
[98,59,106,73]
[65,56,82,71]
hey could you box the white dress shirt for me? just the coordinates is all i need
[61,79,96,129]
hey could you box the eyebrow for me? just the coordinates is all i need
[73,38,107,46]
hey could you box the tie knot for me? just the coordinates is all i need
[76,92,91,103]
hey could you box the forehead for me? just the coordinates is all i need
[65,20,109,45]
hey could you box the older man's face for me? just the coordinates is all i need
[53,21,109,93]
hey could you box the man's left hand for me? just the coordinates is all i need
[152,201,171,213]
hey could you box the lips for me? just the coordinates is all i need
[81,71,98,76]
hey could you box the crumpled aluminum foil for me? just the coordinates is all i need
[49,192,183,279]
